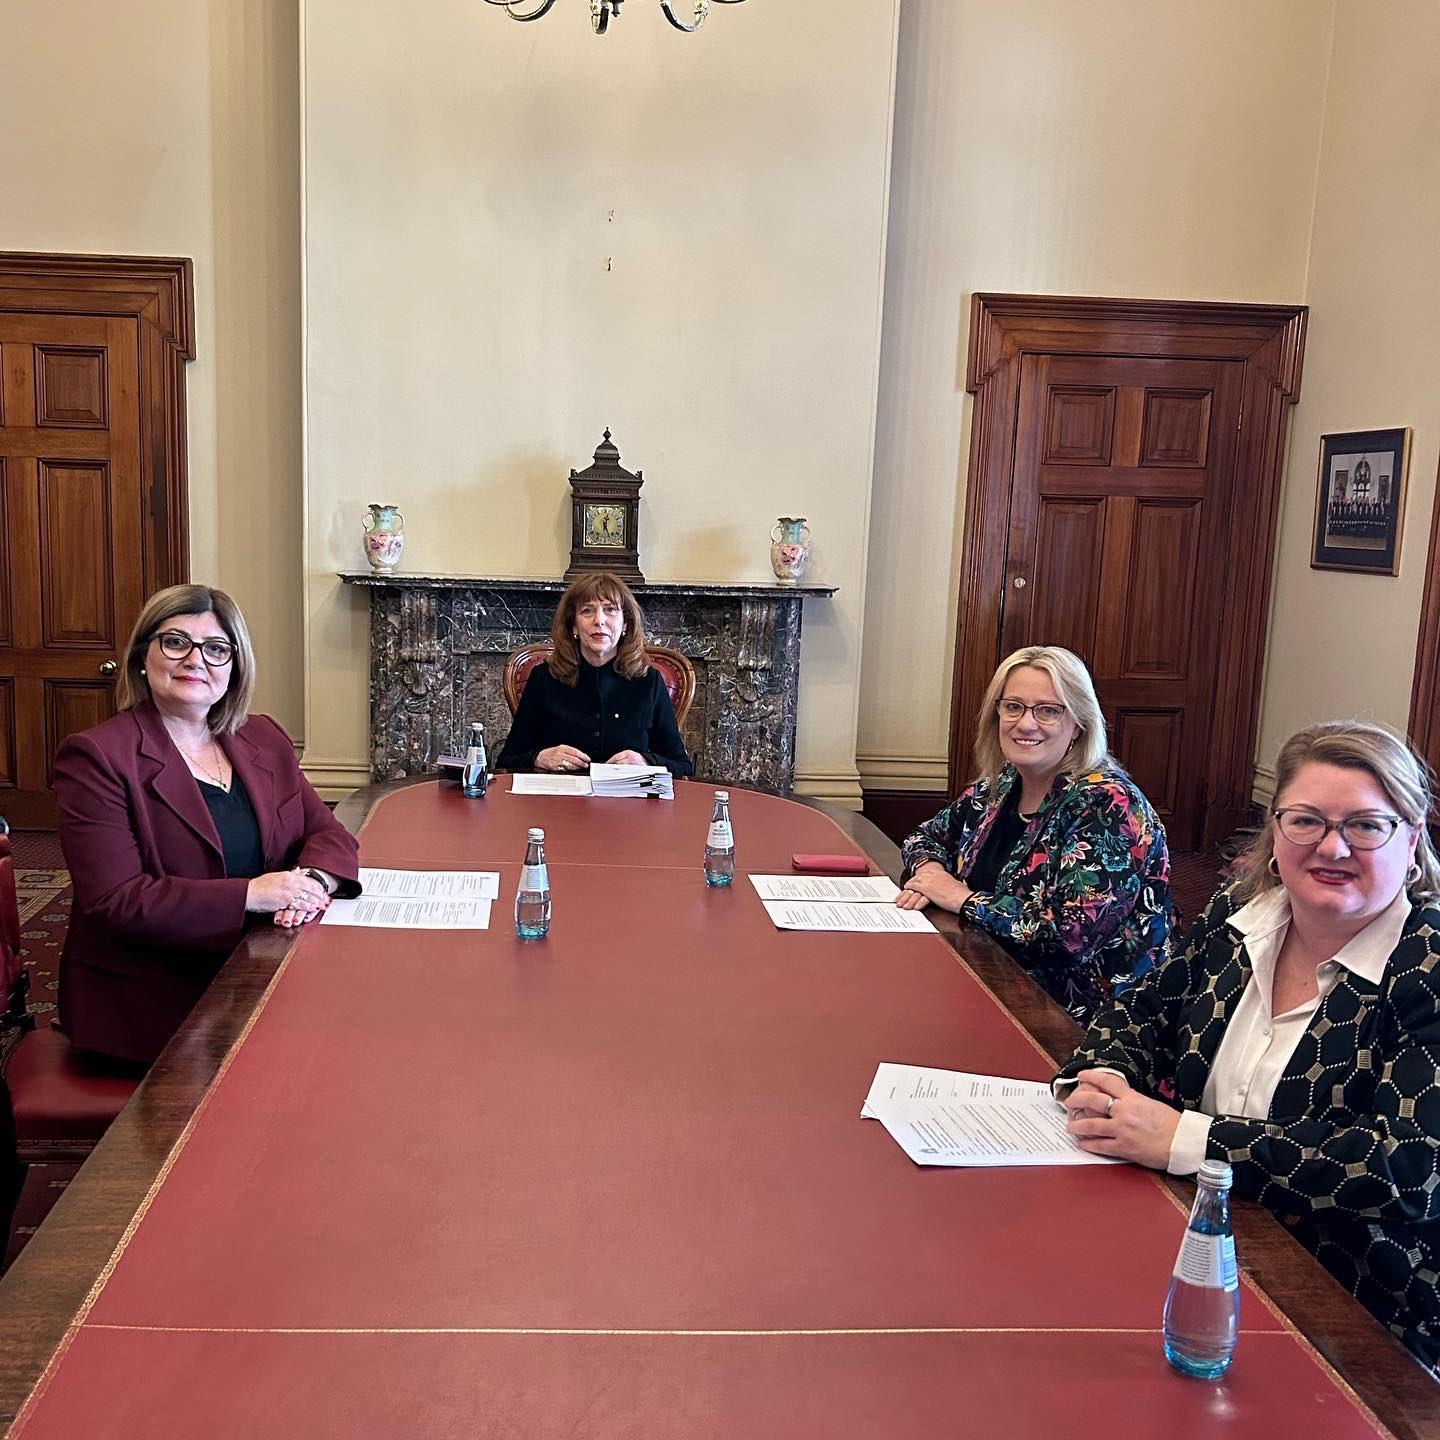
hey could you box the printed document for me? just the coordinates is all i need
[761,899,935,934]
[321,896,492,929]
[321,866,500,929]
[749,874,899,904]
[510,774,594,796]
[860,1062,1119,1167]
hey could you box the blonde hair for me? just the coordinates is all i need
[119,584,256,735]
[973,646,1109,790]
[1232,721,1440,904]
[547,572,648,685]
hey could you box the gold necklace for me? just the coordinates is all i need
[181,737,229,791]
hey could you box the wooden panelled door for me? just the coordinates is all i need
[952,296,1307,851]
[0,317,142,825]
[0,254,193,828]
[1002,355,1242,845]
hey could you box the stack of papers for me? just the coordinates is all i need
[588,763,674,799]
[321,867,500,929]
[749,873,935,933]
[510,774,594,796]
[861,1062,1119,1167]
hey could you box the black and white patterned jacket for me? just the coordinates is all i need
[1057,885,1440,1373]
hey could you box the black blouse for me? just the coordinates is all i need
[964,788,1030,895]
[197,772,266,879]
[496,659,693,777]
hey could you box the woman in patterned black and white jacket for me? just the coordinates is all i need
[1057,720,1440,1373]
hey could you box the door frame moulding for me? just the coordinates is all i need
[0,251,194,594]
[1406,455,1440,780]
[949,293,1306,848]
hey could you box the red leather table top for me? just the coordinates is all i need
[10,782,1392,1437]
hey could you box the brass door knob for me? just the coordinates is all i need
[99,659,118,676]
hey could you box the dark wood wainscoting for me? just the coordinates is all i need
[860,787,944,847]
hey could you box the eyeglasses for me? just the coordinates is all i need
[153,630,235,667]
[1272,808,1405,851]
[996,698,1068,727]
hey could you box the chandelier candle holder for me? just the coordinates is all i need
[482,0,749,35]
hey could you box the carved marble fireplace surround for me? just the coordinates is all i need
[340,574,837,794]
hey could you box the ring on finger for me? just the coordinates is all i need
[1104,1095,1118,1119]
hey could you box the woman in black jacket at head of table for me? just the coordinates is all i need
[495,571,693,778]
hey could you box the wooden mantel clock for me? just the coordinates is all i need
[565,428,644,581]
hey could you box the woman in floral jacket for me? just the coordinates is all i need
[898,645,1171,1021]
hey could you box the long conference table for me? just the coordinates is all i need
[0,780,1435,1437]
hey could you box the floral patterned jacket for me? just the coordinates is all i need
[900,763,1171,1021]
[1055,887,1440,1373]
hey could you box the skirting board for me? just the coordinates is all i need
[302,758,372,804]
[1252,764,1277,809]
[793,769,864,811]
[856,752,949,793]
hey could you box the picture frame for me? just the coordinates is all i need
[1311,427,1411,575]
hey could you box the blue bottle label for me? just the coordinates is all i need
[1173,1232,1237,1289]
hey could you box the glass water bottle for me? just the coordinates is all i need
[1163,1158,1240,1379]
[514,827,551,940]
[461,722,488,798]
[704,790,735,887]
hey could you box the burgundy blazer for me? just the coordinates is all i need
[54,702,361,1063]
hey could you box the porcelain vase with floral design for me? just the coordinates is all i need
[769,517,812,584]
[364,504,405,574]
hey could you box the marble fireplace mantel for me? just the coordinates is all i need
[339,573,837,794]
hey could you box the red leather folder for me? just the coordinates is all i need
[791,853,869,874]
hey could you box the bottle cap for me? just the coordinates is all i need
[714,790,729,801]
[528,827,545,842]
[471,721,484,734]
[1197,1158,1233,1190]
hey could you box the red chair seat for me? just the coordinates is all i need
[7,1026,138,1150]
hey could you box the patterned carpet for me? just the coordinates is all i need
[9,831,69,1026]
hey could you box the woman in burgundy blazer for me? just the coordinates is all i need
[55,585,361,1064]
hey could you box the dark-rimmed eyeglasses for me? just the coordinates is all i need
[153,630,235,667]
[996,698,1068,727]
[1272,807,1404,851]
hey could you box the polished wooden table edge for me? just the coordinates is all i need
[0,781,1432,1437]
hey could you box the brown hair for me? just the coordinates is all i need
[1232,721,1440,904]
[118,584,256,735]
[547,572,649,685]
[972,645,1109,790]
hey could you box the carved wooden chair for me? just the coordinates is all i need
[502,641,697,728]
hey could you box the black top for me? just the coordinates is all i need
[964,787,1031,895]
[197,772,266,879]
[496,659,694,777]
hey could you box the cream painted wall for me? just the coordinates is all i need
[1,1,303,735]
[859,0,1335,794]
[300,0,899,800]
[1254,0,1440,796]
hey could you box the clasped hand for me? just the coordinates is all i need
[895,861,971,913]
[537,746,648,771]
[246,868,331,930]
[1061,1069,1180,1170]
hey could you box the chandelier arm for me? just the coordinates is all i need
[660,0,708,32]
[501,0,560,19]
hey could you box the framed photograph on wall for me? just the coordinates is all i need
[1311,427,1412,574]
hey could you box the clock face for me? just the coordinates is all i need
[583,503,626,548]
